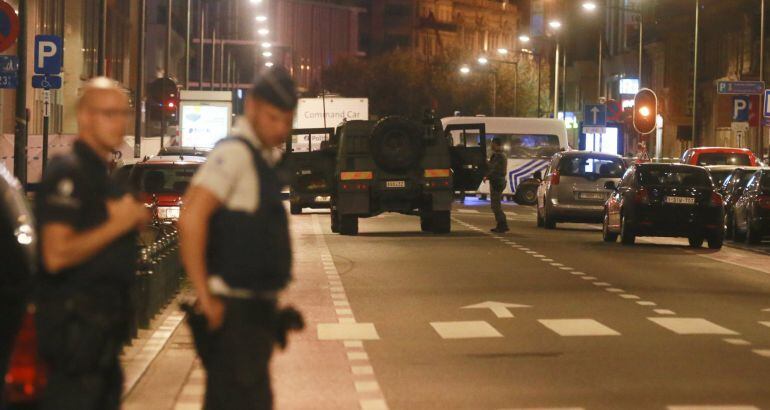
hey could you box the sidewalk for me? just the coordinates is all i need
[125,213,385,410]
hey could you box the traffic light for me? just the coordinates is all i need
[633,88,658,135]
[147,77,179,125]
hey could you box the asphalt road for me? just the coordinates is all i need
[320,199,770,410]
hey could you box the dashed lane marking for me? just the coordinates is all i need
[654,309,677,315]
[538,319,621,337]
[752,349,770,358]
[723,338,752,346]
[317,322,380,341]
[431,321,504,339]
[648,318,739,335]
[668,406,759,410]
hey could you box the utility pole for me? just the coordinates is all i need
[13,0,27,185]
[760,0,766,157]
[638,10,643,85]
[598,31,603,99]
[692,0,700,147]
[554,42,560,119]
[199,2,205,90]
[161,0,172,148]
[185,0,192,89]
[134,0,146,158]
[98,0,107,75]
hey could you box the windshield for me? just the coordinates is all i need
[696,153,751,166]
[639,167,711,187]
[708,170,734,187]
[558,156,625,179]
[130,164,199,195]
[291,133,332,153]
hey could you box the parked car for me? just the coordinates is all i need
[731,169,770,244]
[536,151,625,228]
[129,153,206,223]
[602,163,724,249]
[681,147,759,167]
[720,167,763,239]
[0,163,42,408]
[705,165,744,192]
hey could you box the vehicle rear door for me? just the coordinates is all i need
[285,128,337,197]
[445,123,488,192]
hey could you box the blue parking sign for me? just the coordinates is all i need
[583,104,606,127]
[34,35,63,75]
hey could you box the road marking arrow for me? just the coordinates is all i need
[462,301,531,318]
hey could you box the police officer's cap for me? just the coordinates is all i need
[249,66,298,111]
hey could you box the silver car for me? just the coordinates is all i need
[536,151,626,229]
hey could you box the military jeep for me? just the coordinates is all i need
[326,116,486,235]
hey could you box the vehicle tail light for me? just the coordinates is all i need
[426,180,451,189]
[635,187,650,204]
[340,183,368,191]
[550,171,560,185]
[758,195,770,209]
[340,171,373,181]
[710,192,724,207]
[4,308,47,404]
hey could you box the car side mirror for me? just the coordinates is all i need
[604,181,617,191]
[533,171,542,181]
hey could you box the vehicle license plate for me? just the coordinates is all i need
[386,180,406,188]
[579,192,605,200]
[664,196,695,205]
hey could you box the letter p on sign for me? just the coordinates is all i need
[34,35,63,75]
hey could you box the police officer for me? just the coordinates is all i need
[35,77,149,410]
[179,67,297,409]
[486,138,509,233]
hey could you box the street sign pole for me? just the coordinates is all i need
[13,0,27,187]
[42,88,50,174]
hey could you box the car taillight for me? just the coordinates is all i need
[710,192,724,207]
[4,308,46,404]
[635,187,650,204]
[550,171,560,185]
[341,183,368,191]
[758,195,770,209]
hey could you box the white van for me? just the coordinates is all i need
[441,117,569,203]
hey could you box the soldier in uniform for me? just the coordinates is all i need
[35,77,149,410]
[179,67,298,409]
[486,138,509,233]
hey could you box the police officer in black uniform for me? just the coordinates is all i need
[35,77,150,410]
[486,138,509,233]
[179,67,298,409]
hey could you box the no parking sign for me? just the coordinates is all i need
[0,1,19,53]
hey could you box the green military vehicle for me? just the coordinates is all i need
[325,116,487,235]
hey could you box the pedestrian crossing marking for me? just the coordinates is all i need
[571,271,586,276]
[654,309,676,315]
[637,301,657,306]
[538,319,621,336]
[360,398,389,410]
[648,318,738,335]
[352,365,374,375]
[317,323,380,340]
[668,406,759,410]
[355,380,380,393]
[593,282,611,286]
[580,276,597,280]
[606,288,625,293]
[759,321,770,329]
[620,294,641,300]
[431,321,503,339]
[347,352,369,361]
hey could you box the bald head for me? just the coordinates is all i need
[77,77,128,112]
[76,77,131,157]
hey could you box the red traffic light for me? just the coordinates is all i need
[633,88,658,135]
[165,100,176,110]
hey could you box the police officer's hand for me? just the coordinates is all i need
[107,194,151,232]
[203,297,226,331]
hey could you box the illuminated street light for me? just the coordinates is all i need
[250,0,262,3]
[519,35,531,43]
[258,28,270,36]
[262,51,273,57]
[582,1,598,11]
[549,20,562,30]
[497,48,509,56]
[265,61,274,67]
[477,56,489,65]
[256,15,267,22]
[459,65,471,75]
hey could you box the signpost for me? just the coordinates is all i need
[32,35,63,174]
[717,81,765,95]
[583,103,606,134]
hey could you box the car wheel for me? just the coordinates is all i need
[290,204,303,215]
[707,230,724,250]
[543,206,556,230]
[602,213,618,243]
[536,205,545,228]
[688,236,704,248]
[420,213,432,232]
[430,211,451,234]
[514,184,538,205]
[330,209,340,233]
[339,215,358,236]
[747,217,762,244]
[620,215,635,245]
[733,215,746,241]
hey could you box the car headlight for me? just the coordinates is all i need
[157,206,181,220]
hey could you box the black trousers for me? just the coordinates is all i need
[490,178,508,227]
[204,299,275,410]
[40,360,122,410]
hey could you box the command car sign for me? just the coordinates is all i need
[0,1,19,53]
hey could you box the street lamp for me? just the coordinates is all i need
[477,56,489,65]
[582,1,598,11]
[261,42,271,48]
[256,15,267,22]
[497,48,509,56]
[459,65,471,75]
[519,35,530,43]
[549,20,563,119]
[258,28,269,36]
[265,61,274,67]
[548,20,562,29]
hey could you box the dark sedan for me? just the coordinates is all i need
[602,163,724,249]
[731,169,770,244]
[720,166,762,239]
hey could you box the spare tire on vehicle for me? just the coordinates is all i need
[369,116,425,174]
